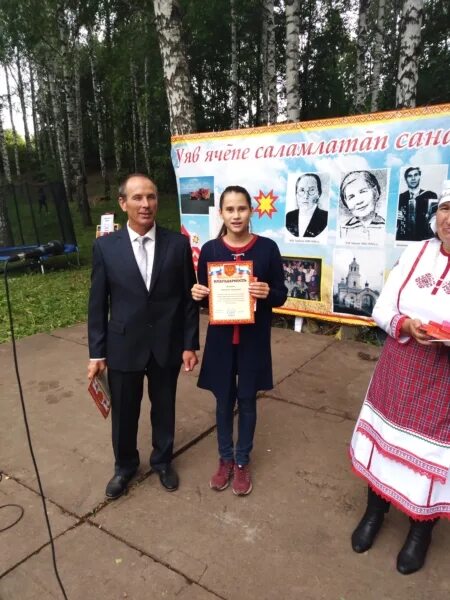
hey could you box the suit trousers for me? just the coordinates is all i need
[108,355,181,477]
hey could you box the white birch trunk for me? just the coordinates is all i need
[144,57,150,156]
[74,46,86,178]
[130,59,151,173]
[29,60,43,167]
[48,66,72,203]
[396,0,424,108]
[285,0,301,122]
[16,55,33,157]
[355,0,372,112]
[88,31,110,199]
[370,0,386,112]
[153,0,196,135]
[113,120,122,177]
[266,0,277,124]
[261,1,268,125]
[38,70,57,165]
[0,102,12,184]
[231,0,239,129]
[131,79,138,172]
[57,6,91,225]
[4,66,21,176]
[0,108,13,244]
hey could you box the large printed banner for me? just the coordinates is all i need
[171,105,450,325]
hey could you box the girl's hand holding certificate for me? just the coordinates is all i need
[249,280,270,299]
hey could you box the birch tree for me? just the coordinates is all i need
[88,30,110,199]
[266,0,277,125]
[29,59,43,167]
[370,0,386,112]
[4,65,21,176]
[73,45,85,178]
[396,0,424,108]
[16,53,33,156]
[285,0,301,122]
[130,58,151,173]
[153,0,196,135]
[355,0,372,112]
[261,0,277,125]
[0,98,13,246]
[230,0,239,129]
[56,2,91,225]
[0,103,12,184]
[48,65,72,204]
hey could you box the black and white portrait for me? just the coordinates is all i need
[338,169,388,247]
[395,164,446,242]
[285,172,329,241]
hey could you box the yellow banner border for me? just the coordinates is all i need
[172,104,450,144]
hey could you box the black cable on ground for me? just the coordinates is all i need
[3,262,68,600]
[0,503,25,532]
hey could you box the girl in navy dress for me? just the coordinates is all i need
[192,185,287,495]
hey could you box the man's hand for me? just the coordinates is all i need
[182,350,198,372]
[401,318,433,346]
[87,359,107,380]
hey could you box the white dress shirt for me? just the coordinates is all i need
[127,223,156,289]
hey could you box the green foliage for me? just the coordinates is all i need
[0,267,91,343]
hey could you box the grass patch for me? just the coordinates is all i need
[1,178,180,344]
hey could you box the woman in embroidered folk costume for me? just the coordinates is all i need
[192,186,287,495]
[350,180,450,574]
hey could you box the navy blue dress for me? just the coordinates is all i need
[197,235,287,399]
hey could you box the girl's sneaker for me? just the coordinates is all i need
[232,464,253,495]
[209,459,234,491]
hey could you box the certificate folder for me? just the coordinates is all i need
[207,260,255,325]
[88,372,111,418]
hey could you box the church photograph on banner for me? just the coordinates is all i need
[171,104,450,325]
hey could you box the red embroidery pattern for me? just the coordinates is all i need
[415,273,436,288]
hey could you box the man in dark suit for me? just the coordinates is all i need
[396,167,437,241]
[285,173,328,238]
[87,174,199,499]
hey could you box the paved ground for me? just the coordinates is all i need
[0,315,448,600]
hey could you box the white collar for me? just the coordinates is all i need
[127,223,156,242]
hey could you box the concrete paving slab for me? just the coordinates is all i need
[48,322,89,346]
[0,477,76,576]
[270,338,381,418]
[0,329,215,516]
[0,523,220,600]
[270,327,335,384]
[90,398,450,600]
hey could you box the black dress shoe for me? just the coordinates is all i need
[396,519,438,575]
[157,465,179,491]
[105,474,134,500]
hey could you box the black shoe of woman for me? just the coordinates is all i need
[396,518,438,575]
[351,486,390,553]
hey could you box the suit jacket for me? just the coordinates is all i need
[88,225,199,371]
[396,189,437,241]
[285,207,328,238]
